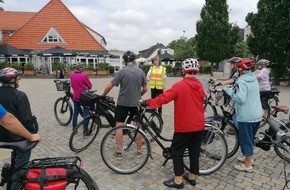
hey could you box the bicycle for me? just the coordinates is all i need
[100,102,228,175]
[69,90,164,153]
[53,79,74,126]
[0,140,98,190]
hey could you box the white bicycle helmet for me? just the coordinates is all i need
[182,58,200,74]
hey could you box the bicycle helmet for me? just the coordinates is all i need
[228,57,242,64]
[74,63,84,71]
[236,59,255,70]
[256,59,270,66]
[0,67,22,84]
[122,51,136,62]
[182,58,200,74]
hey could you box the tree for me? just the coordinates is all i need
[168,36,197,61]
[234,40,253,58]
[196,0,232,75]
[246,0,290,79]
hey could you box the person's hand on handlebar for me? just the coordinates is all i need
[28,134,41,142]
[139,99,147,107]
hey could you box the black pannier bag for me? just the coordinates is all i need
[79,91,98,109]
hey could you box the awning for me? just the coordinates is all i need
[0,43,31,56]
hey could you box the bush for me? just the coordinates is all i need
[52,62,63,71]
[85,63,95,71]
[97,63,109,71]
[11,62,22,70]
[0,62,10,70]
[24,62,35,70]
[108,66,114,74]
[199,66,211,74]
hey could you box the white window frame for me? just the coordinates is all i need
[41,27,65,43]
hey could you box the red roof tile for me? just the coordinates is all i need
[0,11,35,31]
[5,0,106,51]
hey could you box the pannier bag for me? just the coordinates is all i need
[79,91,99,109]
[14,157,81,190]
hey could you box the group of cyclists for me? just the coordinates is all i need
[0,52,277,189]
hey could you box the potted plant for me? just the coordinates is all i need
[23,62,36,76]
[96,63,109,76]
[84,64,95,75]
[52,62,64,76]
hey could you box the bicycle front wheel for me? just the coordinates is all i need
[274,136,290,162]
[100,125,150,174]
[13,168,99,190]
[69,115,101,152]
[54,97,73,126]
[184,123,228,175]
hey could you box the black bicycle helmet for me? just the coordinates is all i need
[228,57,242,64]
[0,67,22,84]
[74,63,84,71]
[122,51,136,62]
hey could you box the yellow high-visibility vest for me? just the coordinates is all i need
[149,66,166,90]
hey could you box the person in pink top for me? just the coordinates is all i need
[70,63,92,134]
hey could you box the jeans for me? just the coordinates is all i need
[238,122,260,156]
[73,102,90,132]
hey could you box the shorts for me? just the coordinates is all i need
[115,105,138,123]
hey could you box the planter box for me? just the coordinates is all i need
[84,70,95,76]
[23,70,36,76]
[97,70,109,76]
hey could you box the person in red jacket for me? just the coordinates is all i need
[145,58,205,189]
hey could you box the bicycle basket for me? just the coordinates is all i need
[14,157,81,190]
[80,91,98,108]
[209,89,230,106]
[55,80,70,91]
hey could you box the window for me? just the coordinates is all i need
[41,27,65,43]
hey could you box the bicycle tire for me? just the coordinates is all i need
[274,136,290,162]
[100,125,150,174]
[54,97,73,126]
[204,99,218,116]
[69,115,101,152]
[260,96,279,127]
[183,123,228,175]
[13,168,99,190]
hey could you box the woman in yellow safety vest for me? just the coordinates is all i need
[147,56,166,115]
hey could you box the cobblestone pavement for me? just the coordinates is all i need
[0,75,290,190]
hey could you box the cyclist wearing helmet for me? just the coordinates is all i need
[216,57,241,85]
[0,67,38,167]
[70,63,92,134]
[224,59,262,173]
[0,104,41,142]
[102,50,148,160]
[254,59,271,117]
[145,58,205,188]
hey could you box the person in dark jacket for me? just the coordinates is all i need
[145,58,205,189]
[0,67,37,167]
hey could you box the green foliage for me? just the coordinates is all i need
[108,66,114,74]
[52,62,63,71]
[0,62,9,69]
[97,63,109,71]
[11,62,22,70]
[163,65,172,74]
[85,63,95,71]
[24,62,35,70]
[196,0,232,63]
[234,41,253,58]
[199,65,211,74]
[246,0,290,78]
[140,64,152,74]
[168,37,197,61]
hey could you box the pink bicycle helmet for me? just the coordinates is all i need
[182,58,200,74]
[0,67,22,84]
[228,57,242,64]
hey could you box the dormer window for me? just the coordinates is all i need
[41,27,65,43]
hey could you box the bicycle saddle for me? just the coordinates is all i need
[0,141,37,152]
[271,105,289,114]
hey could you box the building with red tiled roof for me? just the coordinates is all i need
[0,0,108,74]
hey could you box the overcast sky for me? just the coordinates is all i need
[2,0,259,53]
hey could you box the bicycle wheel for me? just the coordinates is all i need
[54,97,73,126]
[69,115,101,152]
[274,136,290,162]
[144,109,163,133]
[13,168,99,190]
[100,125,150,174]
[183,123,228,175]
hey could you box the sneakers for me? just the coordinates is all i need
[237,157,254,166]
[136,152,143,158]
[112,152,123,160]
[234,164,253,173]
[163,178,184,189]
